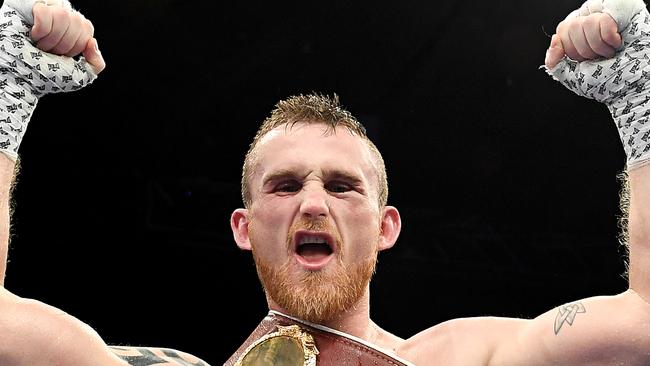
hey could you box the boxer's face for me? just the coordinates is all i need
[232,122,400,322]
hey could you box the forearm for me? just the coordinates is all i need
[0,154,16,286]
[627,166,650,301]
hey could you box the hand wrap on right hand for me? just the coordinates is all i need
[545,0,650,170]
[0,2,97,161]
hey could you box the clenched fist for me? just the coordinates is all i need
[545,12,622,68]
[31,1,104,74]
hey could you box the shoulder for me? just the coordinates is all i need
[109,346,211,366]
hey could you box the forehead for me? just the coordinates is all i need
[252,123,378,183]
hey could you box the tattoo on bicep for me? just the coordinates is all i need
[112,347,208,366]
[553,302,586,335]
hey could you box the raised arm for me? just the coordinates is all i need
[0,0,104,283]
[543,0,650,303]
[403,1,650,365]
[0,1,123,365]
[0,2,212,365]
[490,0,650,364]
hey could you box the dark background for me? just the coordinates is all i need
[2,0,635,364]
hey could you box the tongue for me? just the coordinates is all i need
[298,243,331,261]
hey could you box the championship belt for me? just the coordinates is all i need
[224,311,415,366]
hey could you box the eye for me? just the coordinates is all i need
[326,181,353,193]
[275,180,301,193]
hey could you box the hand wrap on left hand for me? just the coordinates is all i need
[546,0,650,170]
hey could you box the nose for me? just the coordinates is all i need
[299,185,329,218]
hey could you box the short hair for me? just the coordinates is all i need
[241,93,388,209]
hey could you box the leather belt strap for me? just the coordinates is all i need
[225,311,414,366]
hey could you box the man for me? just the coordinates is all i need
[225,0,650,364]
[0,1,648,366]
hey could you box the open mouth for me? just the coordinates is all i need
[294,232,335,269]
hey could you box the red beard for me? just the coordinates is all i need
[251,217,378,324]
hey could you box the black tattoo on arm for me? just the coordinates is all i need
[554,302,586,335]
[111,347,208,366]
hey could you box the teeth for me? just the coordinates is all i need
[299,235,328,245]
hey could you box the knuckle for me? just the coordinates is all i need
[81,20,94,39]
[70,11,84,22]
[32,6,44,21]
[69,14,82,28]
[51,7,71,24]
[32,17,49,34]
[32,3,50,18]
[568,20,582,33]
[85,20,95,35]
[51,7,67,18]
[601,14,617,27]
[582,15,597,27]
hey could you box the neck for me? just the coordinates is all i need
[266,288,381,343]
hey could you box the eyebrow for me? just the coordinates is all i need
[321,168,364,186]
[262,169,302,187]
[261,168,364,186]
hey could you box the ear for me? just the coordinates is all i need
[231,208,252,251]
[378,206,401,251]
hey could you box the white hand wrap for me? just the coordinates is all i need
[546,0,650,170]
[4,0,72,25]
[0,1,96,161]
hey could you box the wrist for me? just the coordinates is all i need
[608,89,650,170]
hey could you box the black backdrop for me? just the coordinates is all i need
[2,0,633,364]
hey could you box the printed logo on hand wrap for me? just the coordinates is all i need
[546,4,650,169]
[0,4,97,160]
